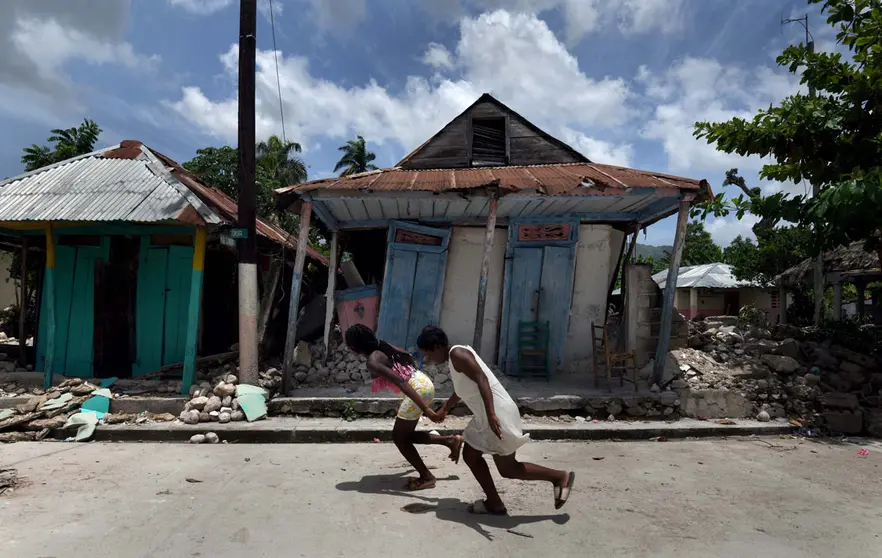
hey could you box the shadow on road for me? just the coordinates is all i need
[336,471,570,541]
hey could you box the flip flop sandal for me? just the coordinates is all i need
[450,435,464,464]
[406,478,436,491]
[554,471,576,510]
[468,500,508,516]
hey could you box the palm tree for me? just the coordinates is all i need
[334,135,377,176]
[21,145,53,172]
[21,119,103,171]
[256,135,308,186]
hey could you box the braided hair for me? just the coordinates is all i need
[345,324,414,367]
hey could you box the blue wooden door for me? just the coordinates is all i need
[135,241,193,375]
[500,221,578,374]
[377,222,450,351]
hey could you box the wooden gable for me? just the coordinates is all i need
[397,93,590,170]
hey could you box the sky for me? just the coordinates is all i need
[0,0,840,247]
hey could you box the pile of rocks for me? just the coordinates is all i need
[179,375,248,424]
[674,316,882,434]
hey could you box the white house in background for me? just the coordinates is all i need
[652,263,780,323]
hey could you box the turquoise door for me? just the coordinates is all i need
[37,244,103,378]
[500,221,578,374]
[377,222,450,351]
[134,241,193,375]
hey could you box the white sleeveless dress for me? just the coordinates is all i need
[448,345,530,456]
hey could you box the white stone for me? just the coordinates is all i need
[231,410,245,422]
[205,432,219,444]
[204,396,222,413]
[607,414,616,422]
[189,434,206,444]
[209,411,220,421]
[220,407,233,414]
[757,410,771,422]
[189,396,209,410]
[213,382,236,398]
[218,412,231,424]
[222,396,232,408]
[232,398,240,411]
[179,410,199,425]
[650,383,661,393]
[225,374,238,385]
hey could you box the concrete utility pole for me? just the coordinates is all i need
[783,14,823,325]
[237,0,259,385]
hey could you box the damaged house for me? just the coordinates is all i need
[0,141,327,394]
[277,94,711,386]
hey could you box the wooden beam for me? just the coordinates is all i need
[282,201,312,394]
[257,258,282,347]
[181,227,206,395]
[652,200,689,385]
[43,226,55,390]
[17,238,27,367]
[322,231,339,364]
[473,197,498,352]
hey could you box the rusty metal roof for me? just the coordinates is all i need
[276,162,707,199]
[0,141,327,263]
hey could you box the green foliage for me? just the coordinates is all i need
[738,304,768,328]
[660,222,722,268]
[334,135,377,176]
[723,227,813,286]
[635,254,667,274]
[21,119,102,171]
[693,0,882,261]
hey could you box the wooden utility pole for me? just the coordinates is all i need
[473,194,498,352]
[652,200,690,385]
[237,0,259,384]
[282,201,312,394]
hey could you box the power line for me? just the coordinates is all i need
[268,0,287,143]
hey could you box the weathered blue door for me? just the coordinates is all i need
[500,221,578,374]
[377,222,450,351]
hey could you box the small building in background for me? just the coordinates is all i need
[651,263,779,322]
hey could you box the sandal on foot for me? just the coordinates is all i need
[468,500,508,516]
[449,435,464,464]
[553,472,575,510]
[406,478,436,491]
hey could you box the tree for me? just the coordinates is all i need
[334,135,377,176]
[21,119,102,171]
[723,227,813,286]
[661,222,722,268]
[693,0,882,265]
[256,135,307,187]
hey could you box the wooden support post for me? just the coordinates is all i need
[473,197,498,352]
[43,226,56,390]
[779,286,788,325]
[181,227,206,395]
[652,200,690,385]
[282,201,312,394]
[18,237,27,367]
[256,258,282,347]
[322,231,339,364]
[833,281,842,321]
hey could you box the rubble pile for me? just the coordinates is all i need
[677,314,882,434]
[0,378,174,443]
[179,374,267,424]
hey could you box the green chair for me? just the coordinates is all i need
[516,321,551,380]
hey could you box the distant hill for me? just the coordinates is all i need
[635,244,672,261]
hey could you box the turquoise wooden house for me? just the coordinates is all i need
[276,94,711,384]
[0,141,326,393]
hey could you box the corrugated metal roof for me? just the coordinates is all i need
[652,263,760,289]
[276,162,707,199]
[0,141,327,264]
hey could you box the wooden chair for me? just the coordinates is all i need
[516,321,551,381]
[591,321,638,392]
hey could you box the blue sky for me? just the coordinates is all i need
[0,0,836,246]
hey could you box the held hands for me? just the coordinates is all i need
[426,407,446,424]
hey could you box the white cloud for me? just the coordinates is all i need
[560,127,632,167]
[422,43,455,70]
[169,10,631,159]
[11,18,159,82]
[168,0,234,15]
[704,213,760,247]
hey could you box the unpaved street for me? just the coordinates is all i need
[1,438,881,557]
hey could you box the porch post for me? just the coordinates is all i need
[652,200,690,385]
[689,288,698,320]
[181,227,206,395]
[322,231,339,364]
[282,201,312,394]
[473,196,498,352]
[43,225,55,390]
[833,281,843,321]
[18,237,27,367]
[779,286,788,325]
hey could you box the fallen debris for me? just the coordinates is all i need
[0,468,21,495]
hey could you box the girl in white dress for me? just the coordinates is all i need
[418,325,574,515]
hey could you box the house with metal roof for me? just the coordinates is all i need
[275,94,711,385]
[0,140,326,393]
[649,263,779,322]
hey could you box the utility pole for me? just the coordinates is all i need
[237,0,259,385]
[783,14,823,324]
